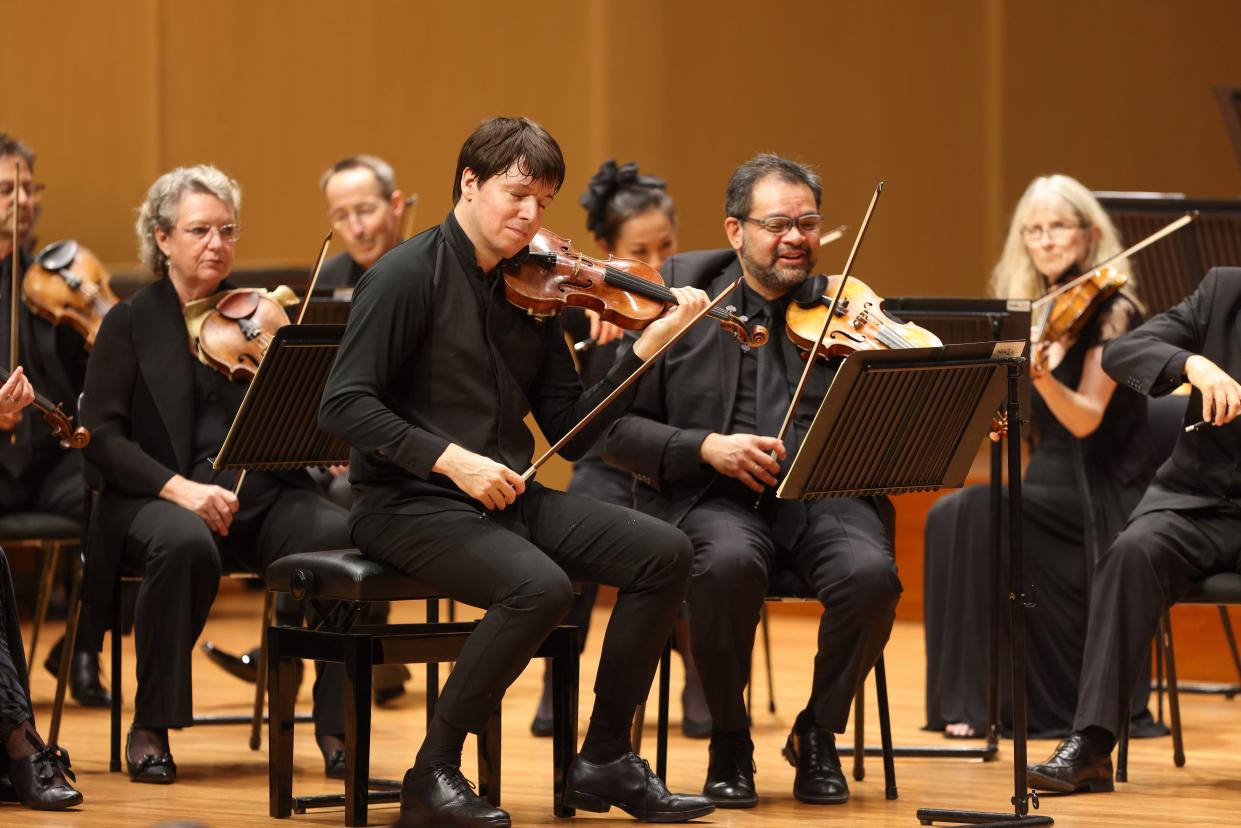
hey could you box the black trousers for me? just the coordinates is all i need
[122,486,350,733]
[352,485,694,734]
[0,548,32,734]
[679,492,901,733]
[1074,499,1241,738]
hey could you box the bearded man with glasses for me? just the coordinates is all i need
[604,153,902,809]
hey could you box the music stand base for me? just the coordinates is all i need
[916,807,1053,827]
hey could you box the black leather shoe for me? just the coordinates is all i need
[43,640,110,708]
[8,733,82,810]
[782,719,848,804]
[201,641,261,683]
[324,750,346,779]
[1028,734,1114,793]
[681,688,712,740]
[565,752,716,822]
[374,663,411,705]
[400,766,510,827]
[125,729,176,784]
[703,732,757,808]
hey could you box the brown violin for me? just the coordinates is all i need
[785,274,942,359]
[23,240,119,349]
[0,366,89,449]
[1032,265,1127,346]
[503,228,768,349]
[197,289,291,382]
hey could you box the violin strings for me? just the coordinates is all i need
[601,267,732,321]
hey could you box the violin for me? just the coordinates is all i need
[193,288,292,382]
[503,228,769,350]
[0,365,89,449]
[1031,265,1127,345]
[23,240,119,349]
[785,274,943,359]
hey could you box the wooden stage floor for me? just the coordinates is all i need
[12,582,1241,827]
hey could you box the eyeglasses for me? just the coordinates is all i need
[0,181,46,200]
[329,202,384,228]
[1021,221,1085,243]
[178,223,242,244]
[740,213,823,235]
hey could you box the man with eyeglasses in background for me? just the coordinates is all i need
[603,153,902,809]
[318,154,409,290]
[0,133,111,710]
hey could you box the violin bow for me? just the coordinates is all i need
[231,229,334,497]
[9,163,19,445]
[818,223,848,247]
[1033,212,1195,305]
[771,181,884,454]
[400,193,420,242]
[520,275,745,484]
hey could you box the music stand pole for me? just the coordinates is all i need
[917,361,1051,826]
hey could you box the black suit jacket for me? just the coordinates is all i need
[1101,266,1241,516]
[603,249,874,532]
[79,277,314,621]
[316,251,365,290]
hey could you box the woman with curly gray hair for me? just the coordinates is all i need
[80,164,352,784]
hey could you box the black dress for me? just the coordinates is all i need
[0,547,32,736]
[923,293,1155,738]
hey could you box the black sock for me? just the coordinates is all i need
[413,716,467,775]
[1081,725,1115,757]
[579,696,634,764]
[709,726,750,746]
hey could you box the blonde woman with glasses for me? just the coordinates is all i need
[923,174,1162,742]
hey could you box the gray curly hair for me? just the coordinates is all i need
[135,165,241,276]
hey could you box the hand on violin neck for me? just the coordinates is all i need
[1185,355,1241,427]
[0,366,35,424]
[700,433,786,493]
[432,443,525,512]
[159,475,239,536]
[631,286,711,361]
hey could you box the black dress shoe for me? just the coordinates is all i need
[1028,733,1114,793]
[201,641,261,682]
[703,732,757,808]
[680,688,712,740]
[125,729,176,784]
[782,719,848,804]
[400,766,510,827]
[324,750,346,779]
[374,663,411,705]
[8,734,82,810]
[565,752,716,822]
[43,641,110,708]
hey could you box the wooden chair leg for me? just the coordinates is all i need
[874,655,898,800]
[48,554,84,747]
[28,542,62,672]
[268,627,297,819]
[631,701,645,755]
[759,604,776,713]
[479,704,503,806]
[344,633,374,827]
[1163,611,1185,767]
[110,579,124,773]
[656,642,671,781]
[1116,696,1131,783]
[425,599,439,728]
[853,679,865,782]
[552,626,580,817]
[251,590,274,750]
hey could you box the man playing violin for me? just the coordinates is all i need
[319,115,714,827]
[0,133,110,708]
[1029,266,1241,794]
[603,153,902,808]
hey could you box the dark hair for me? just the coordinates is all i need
[0,133,36,170]
[579,160,677,246]
[724,153,821,219]
[452,117,564,203]
[320,154,397,199]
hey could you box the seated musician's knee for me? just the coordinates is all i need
[145,518,222,583]
[823,552,901,617]
[693,541,767,605]
[504,566,575,628]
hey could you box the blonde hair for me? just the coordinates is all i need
[135,165,241,276]
[989,174,1140,311]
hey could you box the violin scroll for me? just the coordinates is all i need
[41,404,90,450]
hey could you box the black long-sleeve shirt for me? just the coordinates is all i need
[318,212,644,521]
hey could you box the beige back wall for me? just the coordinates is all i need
[5,0,1239,294]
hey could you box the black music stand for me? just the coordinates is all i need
[776,342,1052,827]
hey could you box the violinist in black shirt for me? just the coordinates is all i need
[81,164,352,784]
[319,116,714,827]
[0,133,108,709]
[603,154,902,809]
